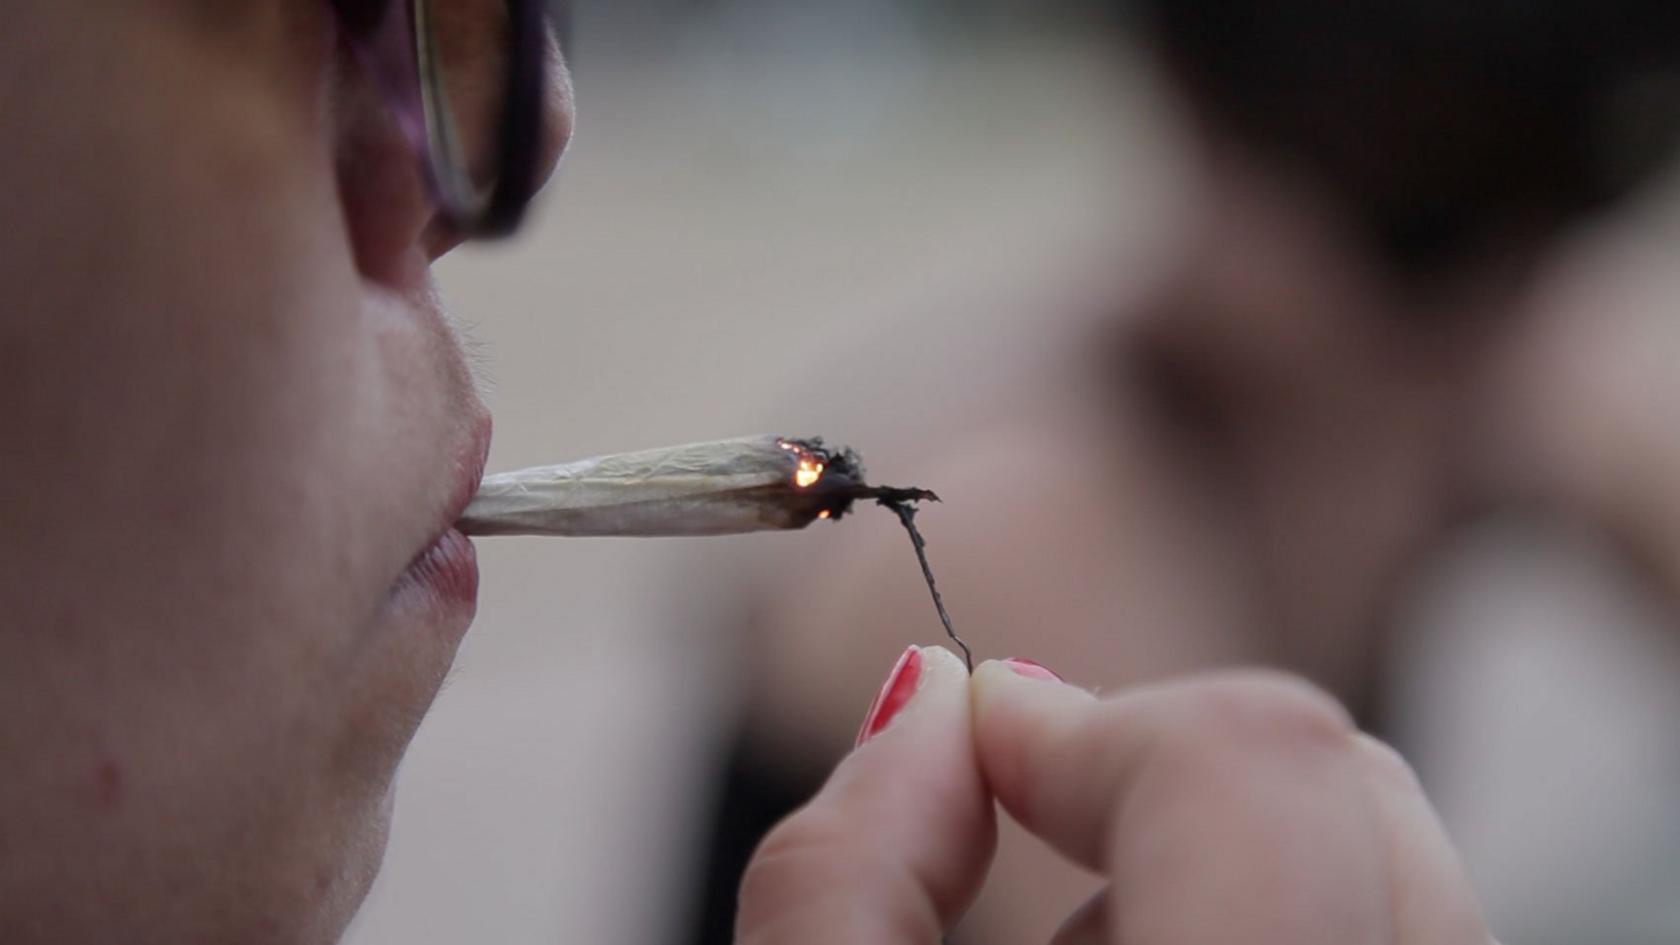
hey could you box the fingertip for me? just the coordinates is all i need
[969,658,1016,711]
[971,657,1094,717]
[918,643,970,679]
[970,658,1092,767]
[854,644,969,749]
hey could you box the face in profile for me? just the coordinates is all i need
[0,2,571,942]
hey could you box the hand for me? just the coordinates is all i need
[736,647,1495,944]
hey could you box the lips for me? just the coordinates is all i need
[386,417,492,611]
[395,526,480,606]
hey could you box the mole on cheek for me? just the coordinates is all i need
[93,759,123,810]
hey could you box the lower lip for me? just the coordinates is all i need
[392,527,480,608]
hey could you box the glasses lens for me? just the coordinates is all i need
[416,0,515,221]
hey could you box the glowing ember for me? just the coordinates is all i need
[818,509,831,520]
[777,440,827,489]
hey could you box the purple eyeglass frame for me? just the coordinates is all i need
[328,0,562,238]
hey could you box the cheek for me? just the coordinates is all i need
[0,29,440,928]
[0,5,477,939]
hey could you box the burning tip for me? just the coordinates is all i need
[777,438,829,489]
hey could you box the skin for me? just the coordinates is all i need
[0,2,570,941]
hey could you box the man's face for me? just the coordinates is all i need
[0,2,571,941]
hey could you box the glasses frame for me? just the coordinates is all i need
[329,0,563,238]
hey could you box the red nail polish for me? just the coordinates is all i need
[1002,657,1063,682]
[855,646,923,747]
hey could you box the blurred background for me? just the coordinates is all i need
[346,2,1680,943]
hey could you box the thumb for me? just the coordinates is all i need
[970,661,1492,944]
[735,645,996,944]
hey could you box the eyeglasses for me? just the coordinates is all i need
[328,0,569,239]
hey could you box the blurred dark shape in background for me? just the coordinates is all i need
[1138,0,1680,278]
[579,0,1680,276]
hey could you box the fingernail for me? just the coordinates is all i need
[855,646,923,747]
[1002,657,1063,683]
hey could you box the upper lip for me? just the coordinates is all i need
[459,415,494,523]
[442,413,494,536]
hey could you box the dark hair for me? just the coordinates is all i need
[1139,0,1680,275]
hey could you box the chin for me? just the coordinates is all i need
[320,786,400,942]
[252,784,398,945]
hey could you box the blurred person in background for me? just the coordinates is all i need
[700,2,1680,942]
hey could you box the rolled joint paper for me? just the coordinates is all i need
[456,434,875,537]
[457,433,968,667]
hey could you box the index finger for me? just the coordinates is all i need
[736,646,996,944]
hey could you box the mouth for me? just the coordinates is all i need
[387,417,493,611]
